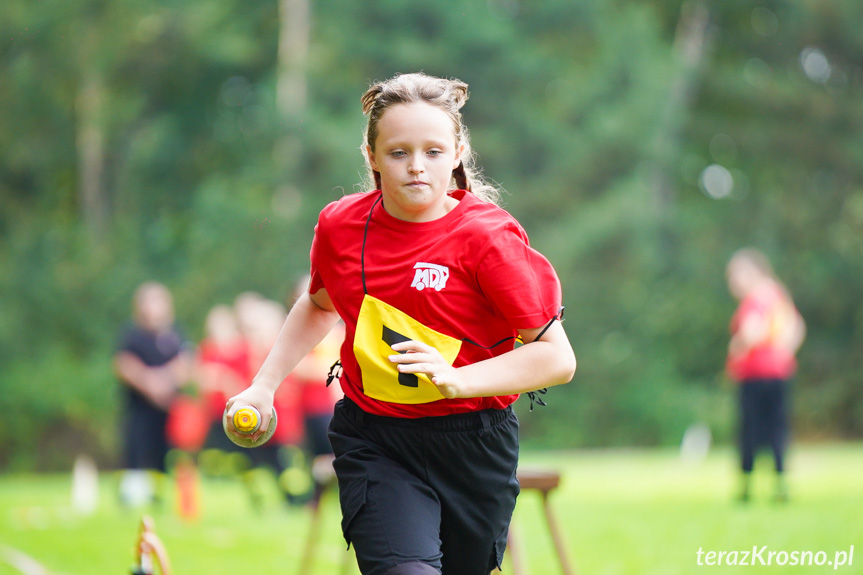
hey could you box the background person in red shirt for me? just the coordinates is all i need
[197,304,252,438]
[726,248,806,503]
[234,292,307,505]
[282,274,345,504]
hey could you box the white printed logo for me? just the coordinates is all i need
[411,262,449,292]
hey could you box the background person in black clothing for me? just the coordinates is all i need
[114,281,193,506]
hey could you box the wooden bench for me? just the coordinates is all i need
[504,469,576,575]
[300,460,575,575]
[298,455,354,575]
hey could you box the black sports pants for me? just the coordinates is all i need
[329,397,520,575]
[739,378,789,474]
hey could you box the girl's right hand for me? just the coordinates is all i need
[224,383,276,442]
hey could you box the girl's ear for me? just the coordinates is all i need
[453,141,466,169]
[367,145,378,171]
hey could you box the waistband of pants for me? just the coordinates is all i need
[338,395,512,433]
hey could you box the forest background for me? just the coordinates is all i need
[1,0,861,470]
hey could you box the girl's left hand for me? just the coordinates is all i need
[388,340,465,399]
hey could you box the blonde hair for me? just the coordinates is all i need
[727,247,795,300]
[360,73,501,205]
[729,248,775,278]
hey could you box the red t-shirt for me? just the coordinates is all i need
[197,338,252,420]
[309,189,562,418]
[726,283,799,381]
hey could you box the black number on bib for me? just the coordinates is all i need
[381,325,419,388]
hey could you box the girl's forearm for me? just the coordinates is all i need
[397,321,575,399]
[455,333,576,397]
[114,353,149,393]
[250,292,341,392]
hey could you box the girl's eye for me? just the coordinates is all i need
[427,150,442,157]
[390,151,406,158]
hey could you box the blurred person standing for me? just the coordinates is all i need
[726,248,805,503]
[284,275,345,504]
[234,292,307,506]
[197,304,252,450]
[114,282,192,507]
[234,293,305,449]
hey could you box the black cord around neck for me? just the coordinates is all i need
[361,194,383,296]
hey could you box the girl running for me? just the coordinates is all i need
[226,72,576,575]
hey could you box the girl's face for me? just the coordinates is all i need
[726,258,760,299]
[367,101,464,222]
[135,285,174,332]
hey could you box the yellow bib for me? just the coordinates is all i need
[354,294,463,404]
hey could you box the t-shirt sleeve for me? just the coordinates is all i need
[308,205,333,295]
[116,325,137,354]
[475,222,562,330]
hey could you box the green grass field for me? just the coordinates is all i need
[1,443,860,574]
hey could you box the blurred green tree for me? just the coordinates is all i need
[0,0,861,469]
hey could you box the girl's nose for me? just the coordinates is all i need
[408,154,424,174]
